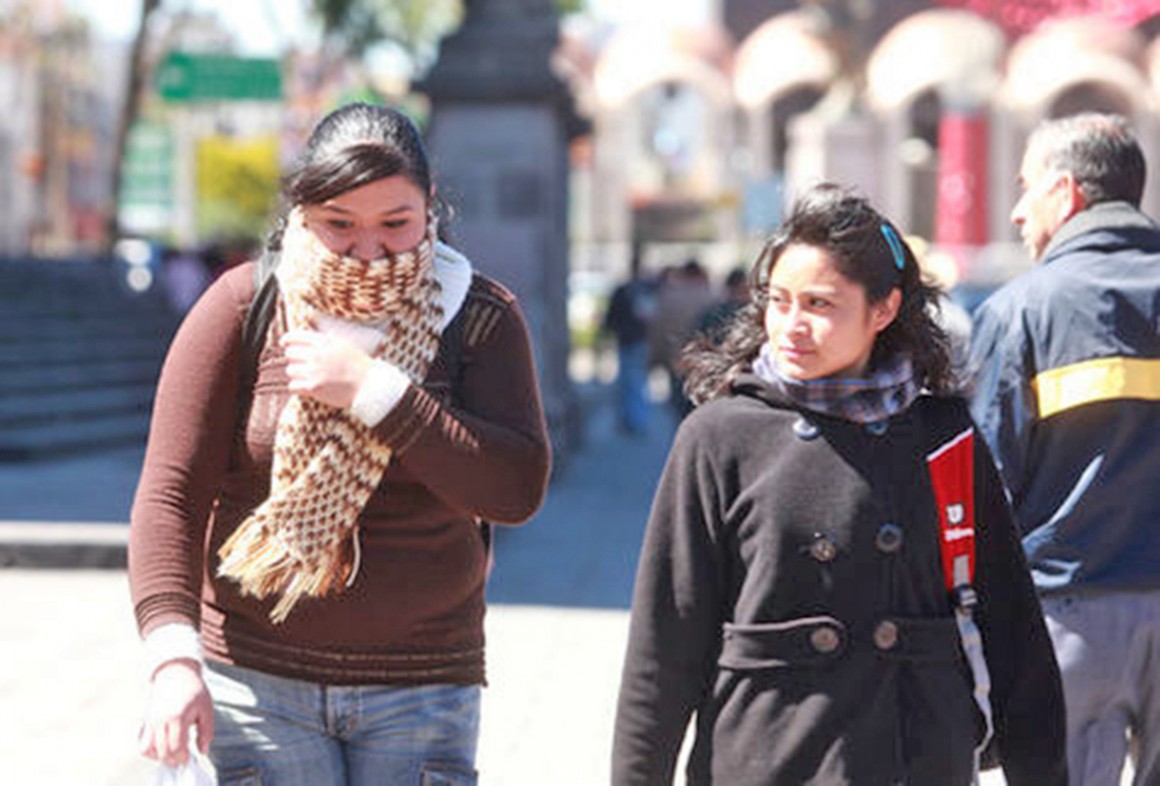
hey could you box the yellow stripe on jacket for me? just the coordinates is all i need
[1033,356,1160,419]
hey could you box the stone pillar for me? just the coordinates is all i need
[421,0,584,473]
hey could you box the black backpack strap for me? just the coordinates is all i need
[235,251,280,440]
[438,279,493,567]
[441,300,467,398]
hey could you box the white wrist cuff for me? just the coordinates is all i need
[350,360,410,426]
[143,622,203,679]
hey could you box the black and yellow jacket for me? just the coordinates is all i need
[968,201,1160,595]
[612,377,1066,785]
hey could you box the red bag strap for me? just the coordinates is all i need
[925,428,977,603]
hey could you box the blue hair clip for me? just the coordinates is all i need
[880,224,906,271]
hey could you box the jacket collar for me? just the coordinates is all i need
[1042,201,1158,261]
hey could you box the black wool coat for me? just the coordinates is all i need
[612,374,1066,786]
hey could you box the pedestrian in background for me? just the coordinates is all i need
[613,183,1066,785]
[649,257,715,421]
[160,245,211,316]
[603,243,657,435]
[130,102,551,785]
[695,266,749,345]
[969,112,1160,786]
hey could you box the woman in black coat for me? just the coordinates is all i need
[612,184,1067,786]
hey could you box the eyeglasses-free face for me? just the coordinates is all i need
[764,243,901,381]
[1011,141,1073,262]
[302,175,429,261]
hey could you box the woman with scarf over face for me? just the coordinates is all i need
[612,184,1066,786]
[130,103,551,785]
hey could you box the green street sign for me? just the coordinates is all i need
[157,52,283,102]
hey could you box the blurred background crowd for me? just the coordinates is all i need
[4,0,1160,468]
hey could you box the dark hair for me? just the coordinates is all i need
[682,183,954,404]
[267,102,445,251]
[1032,112,1145,208]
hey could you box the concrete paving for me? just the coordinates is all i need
[0,387,1130,785]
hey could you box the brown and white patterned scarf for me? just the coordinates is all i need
[218,209,444,622]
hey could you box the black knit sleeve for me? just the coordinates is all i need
[971,429,1068,786]
[612,413,727,785]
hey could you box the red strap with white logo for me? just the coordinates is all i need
[927,426,993,772]
[925,428,976,591]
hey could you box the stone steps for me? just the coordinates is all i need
[0,257,178,460]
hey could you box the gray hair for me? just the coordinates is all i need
[1029,113,1146,208]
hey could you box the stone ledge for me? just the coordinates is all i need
[0,522,128,569]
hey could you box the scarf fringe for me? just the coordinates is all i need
[218,512,354,624]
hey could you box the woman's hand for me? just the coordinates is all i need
[139,659,214,767]
[282,328,372,410]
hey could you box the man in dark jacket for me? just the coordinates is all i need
[968,112,1160,786]
[603,244,657,435]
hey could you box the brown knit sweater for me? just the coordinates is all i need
[129,261,551,685]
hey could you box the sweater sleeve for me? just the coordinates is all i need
[373,282,551,524]
[613,418,725,785]
[128,265,250,636]
[972,432,1068,786]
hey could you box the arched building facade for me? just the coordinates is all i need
[560,1,1160,287]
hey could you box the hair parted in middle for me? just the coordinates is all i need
[681,182,954,405]
[267,101,454,253]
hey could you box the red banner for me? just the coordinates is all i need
[935,111,989,249]
[937,0,1160,36]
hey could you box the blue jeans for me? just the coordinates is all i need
[205,661,480,785]
[615,341,649,434]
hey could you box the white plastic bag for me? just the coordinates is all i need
[151,754,216,786]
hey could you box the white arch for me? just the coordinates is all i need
[592,24,732,110]
[1002,54,1153,116]
[865,9,1005,112]
[1142,33,1160,97]
[732,11,838,110]
[1000,16,1152,115]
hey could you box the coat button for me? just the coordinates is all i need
[793,417,820,440]
[809,533,837,563]
[875,523,904,553]
[874,620,899,651]
[865,420,889,436]
[810,625,840,654]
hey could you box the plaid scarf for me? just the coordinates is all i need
[751,341,919,424]
[217,209,443,623]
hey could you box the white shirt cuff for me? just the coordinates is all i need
[143,622,203,679]
[350,359,410,427]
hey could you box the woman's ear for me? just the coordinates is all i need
[872,288,902,334]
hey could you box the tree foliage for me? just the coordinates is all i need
[311,0,463,61]
[195,135,280,240]
[310,0,585,62]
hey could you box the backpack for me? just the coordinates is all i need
[233,251,491,561]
